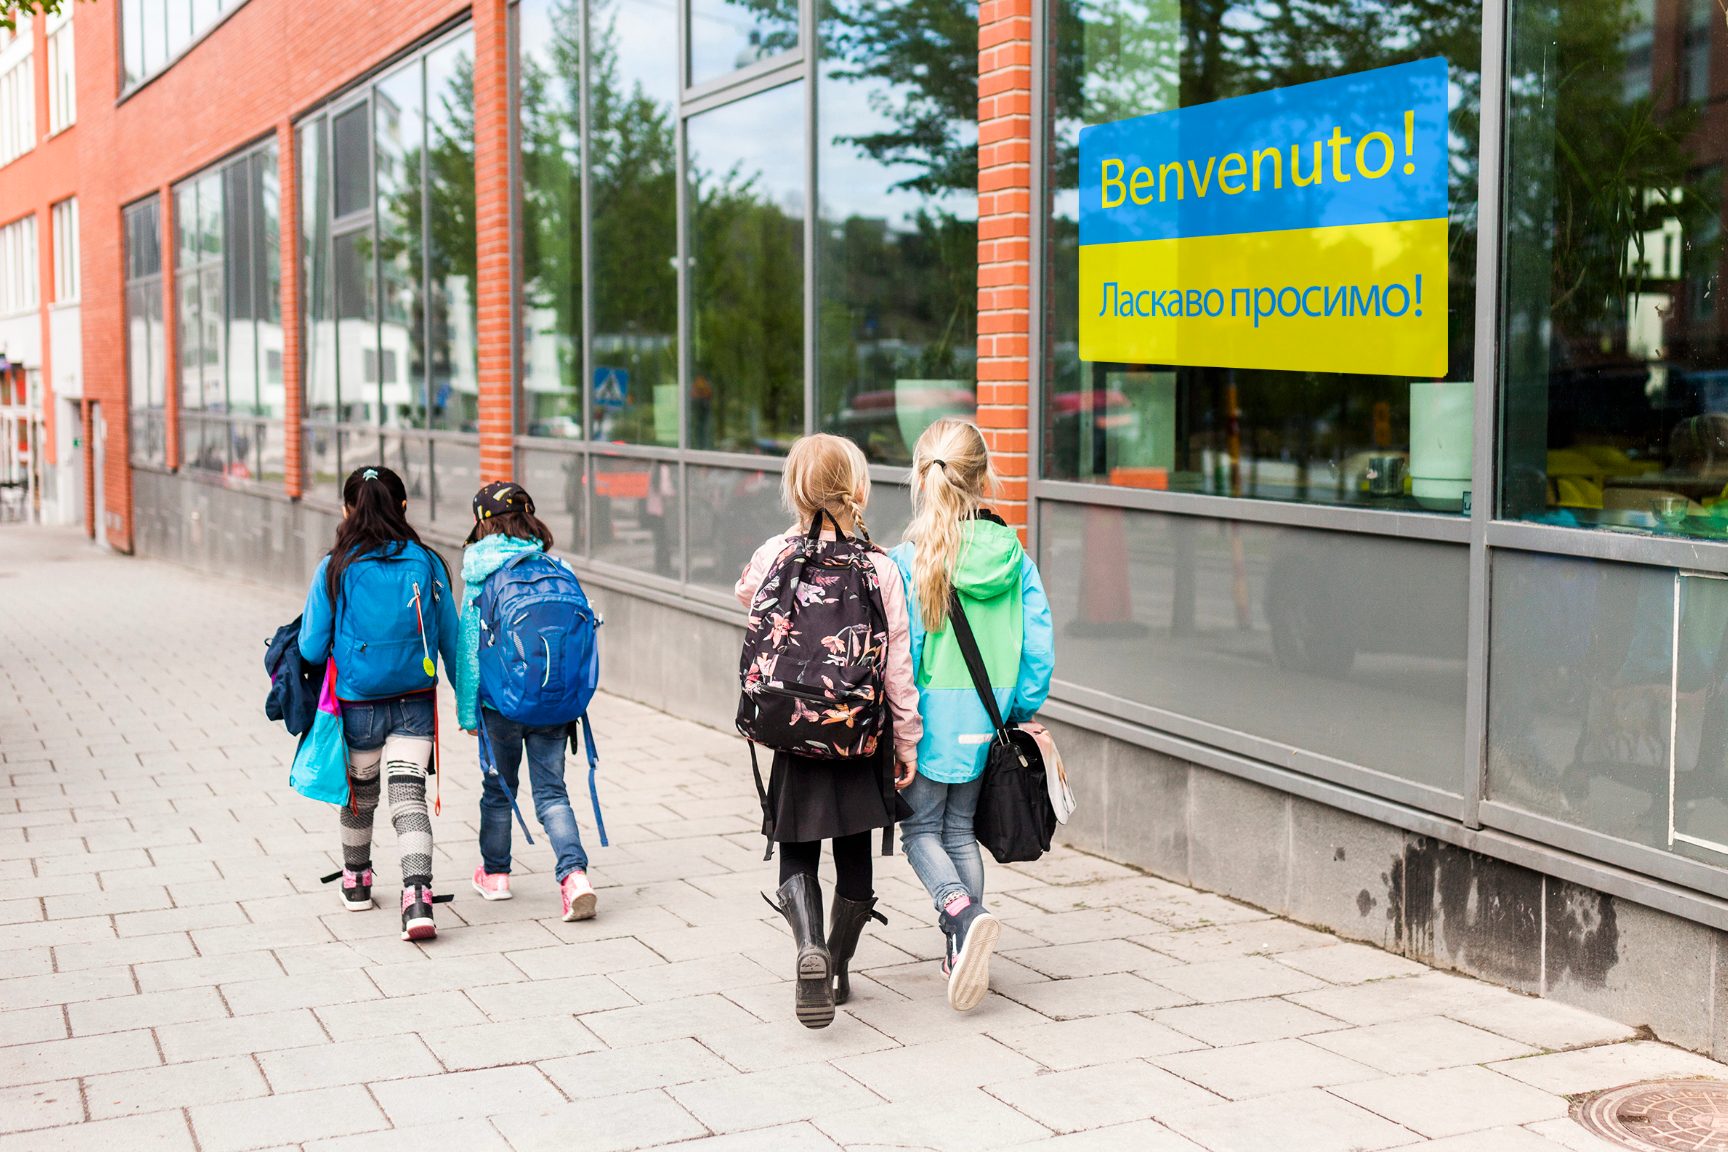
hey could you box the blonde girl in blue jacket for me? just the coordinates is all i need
[891,418,1055,1012]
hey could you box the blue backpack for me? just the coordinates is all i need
[477,551,599,725]
[334,545,448,700]
[476,551,607,846]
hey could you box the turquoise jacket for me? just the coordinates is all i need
[890,514,1055,784]
[454,534,545,730]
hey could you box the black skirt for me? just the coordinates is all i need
[762,744,905,845]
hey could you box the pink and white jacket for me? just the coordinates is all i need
[735,529,924,762]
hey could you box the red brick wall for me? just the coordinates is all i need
[977,0,1034,531]
[0,0,475,549]
[275,119,301,499]
[472,0,513,483]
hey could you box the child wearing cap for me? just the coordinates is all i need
[454,481,599,921]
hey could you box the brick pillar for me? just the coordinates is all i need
[277,121,303,498]
[472,0,513,483]
[161,185,180,472]
[976,0,1033,531]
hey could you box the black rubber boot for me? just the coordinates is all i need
[827,894,888,1006]
[764,874,834,1029]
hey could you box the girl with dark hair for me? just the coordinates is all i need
[455,481,601,921]
[299,465,460,941]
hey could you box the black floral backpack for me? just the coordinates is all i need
[737,511,890,782]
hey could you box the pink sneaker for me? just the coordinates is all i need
[560,870,597,922]
[472,867,512,901]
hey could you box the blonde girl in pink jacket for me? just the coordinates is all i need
[735,433,922,1028]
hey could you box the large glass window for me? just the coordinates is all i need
[1501,0,1728,540]
[0,214,37,317]
[688,81,806,454]
[689,0,799,85]
[0,17,34,168]
[815,1,979,466]
[45,9,73,134]
[125,198,168,468]
[425,37,479,433]
[1043,1,1482,513]
[516,0,584,439]
[1042,502,1467,800]
[172,141,282,481]
[298,29,478,514]
[590,0,679,445]
[51,198,78,303]
[121,0,247,91]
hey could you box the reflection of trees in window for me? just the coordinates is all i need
[817,0,979,465]
[589,0,678,444]
[517,0,583,433]
[690,88,806,454]
[690,0,800,80]
[1045,0,1481,504]
[427,43,478,430]
[1501,0,1725,524]
[518,0,677,443]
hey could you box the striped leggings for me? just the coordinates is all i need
[341,734,434,887]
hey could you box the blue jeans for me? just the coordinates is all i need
[900,771,986,914]
[478,710,589,882]
[340,694,435,750]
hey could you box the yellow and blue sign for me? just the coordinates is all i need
[1078,58,1450,377]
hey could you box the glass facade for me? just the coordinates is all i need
[1043,0,1481,513]
[1034,0,1728,893]
[1501,0,1728,540]
[689,0,799,85]
[816,4,979,466]
[172,141,283,483]
[125,197,168,469]
[509,0,978,597]
[298,29,479,518]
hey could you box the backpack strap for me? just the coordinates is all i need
[746,739,775,860]
[947,592,1018,752]
[570,714,609,848]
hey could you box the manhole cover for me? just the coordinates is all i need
[1574,1080,1728,1150]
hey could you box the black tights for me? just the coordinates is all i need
[778,831,873,901]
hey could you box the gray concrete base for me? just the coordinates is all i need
[1044,713,1727,1058]
[131,469,1728,1061]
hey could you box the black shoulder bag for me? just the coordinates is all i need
[947,592,1057,864]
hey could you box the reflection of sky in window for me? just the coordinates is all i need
[689,82,805,218]
[609,0,680,105]
[690,0,797,82]
[819,64,977,232]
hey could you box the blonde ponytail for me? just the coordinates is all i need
[905,418,993,634]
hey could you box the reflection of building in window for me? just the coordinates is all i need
[1622,0,1655,104]
[1683,0,1713,105]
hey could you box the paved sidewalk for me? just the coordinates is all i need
[3,524,1725,1152]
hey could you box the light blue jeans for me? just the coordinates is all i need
[478,710,589,882]
[900,771,986,914]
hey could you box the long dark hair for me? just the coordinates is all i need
[325,465,427,603]
[466,507,555,550]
